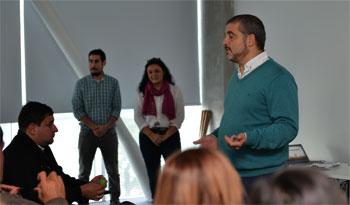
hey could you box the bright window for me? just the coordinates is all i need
[1,106,201,201]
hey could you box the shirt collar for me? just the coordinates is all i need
[37,144,45,151]
[238,51,269,79]
[89,73,105,82]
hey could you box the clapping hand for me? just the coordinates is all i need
[0,184,21,194]
[35,171,66,204]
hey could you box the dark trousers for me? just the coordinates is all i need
[78,128,120,203]
[139,128,181,198]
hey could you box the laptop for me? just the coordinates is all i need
[288,144,325,165]
[288,144,310,164]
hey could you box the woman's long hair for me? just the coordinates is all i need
[154,148,244,205]
[138,58,175,94]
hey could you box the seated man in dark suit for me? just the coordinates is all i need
[1,126,66,205]
[3,101,105,204]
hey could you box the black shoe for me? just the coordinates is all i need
[110,199,135,205]
[120,201,135,205]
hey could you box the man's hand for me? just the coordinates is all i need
[90,175,106,188]
[93,116,117,137]
[81,176,105,201]
[0,184,21,194]
[92,125,108,137]
[224,133,247,149]
[193,135,218,149]
[34,171,66,204]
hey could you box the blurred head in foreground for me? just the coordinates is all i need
[249,167,348,204]
[154,148,243,205]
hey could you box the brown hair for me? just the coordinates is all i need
[249,167,348,204]
[154,148,243,205]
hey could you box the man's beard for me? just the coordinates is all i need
[91,72,102,77]
[90,69,103,77]
[231,45,249,63]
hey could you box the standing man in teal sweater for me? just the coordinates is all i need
[194,14,298,193]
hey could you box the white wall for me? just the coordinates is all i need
[234,0,349,163]
[1,0,200,122]
[1,0,199,120]
[0,0,22,123]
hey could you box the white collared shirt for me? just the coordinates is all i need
[37,144,45,151]
[134,84,185,129]
[238,51,269,79]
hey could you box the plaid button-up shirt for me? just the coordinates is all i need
[72,74,121,132]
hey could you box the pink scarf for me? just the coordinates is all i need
[142,82,176,120]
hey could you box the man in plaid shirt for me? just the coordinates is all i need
[72,49,122,205]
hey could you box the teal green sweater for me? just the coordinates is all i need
[212,58,298,177]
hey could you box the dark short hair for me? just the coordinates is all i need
[138,57,175,93]
[249,167,348,204]
[226,14,266,51]
[18,102,54,131]
[89,49,106,62]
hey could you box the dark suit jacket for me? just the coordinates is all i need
[3,130,86,204]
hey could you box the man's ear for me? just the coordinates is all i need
[102,60,106,66]
[246,34,256,48]
[26,123,37,136]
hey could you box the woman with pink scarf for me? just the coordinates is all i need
[134,58,184,198]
